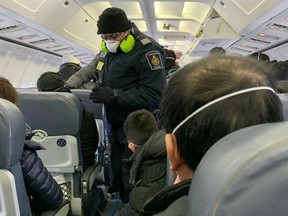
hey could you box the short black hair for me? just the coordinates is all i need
[124,109,158,146]
[160,55,283,171]
[250,52,270,62]
[37,72,65,92]
[209,47,226,55]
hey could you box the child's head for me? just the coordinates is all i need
[124,109,158,152]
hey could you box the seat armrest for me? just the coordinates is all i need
[41,199,70,216]
[82,164,102,193]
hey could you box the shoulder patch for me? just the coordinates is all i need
[145,51,164,70]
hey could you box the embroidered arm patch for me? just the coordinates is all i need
[145,51,164,70]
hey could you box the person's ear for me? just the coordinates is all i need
[165,133,185,171]
[128,143,137,152]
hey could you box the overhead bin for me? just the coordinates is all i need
[202,16,240,39]
[213,0,288,35]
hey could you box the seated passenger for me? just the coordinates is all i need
[64,51,105,89]
[58,54,81,81]
[121,109,166,216]
[0,76,63,215]
[142,55,283,215]
[208,46,226,55]
[164,48,180,81]
[36,71,99,171]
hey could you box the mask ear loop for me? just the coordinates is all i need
[172,86,275,134]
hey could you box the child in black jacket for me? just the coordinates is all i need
[121,109,167,216]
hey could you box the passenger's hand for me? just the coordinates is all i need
[90,86,117,105]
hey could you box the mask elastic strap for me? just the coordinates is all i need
[172,86,275,134]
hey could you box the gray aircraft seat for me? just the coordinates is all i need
[17,92,103,216]
[277,93,288,120]
[71,89,103,119]
[71,89,110,184]
[0,98,69,216]
[71,89,108,150]
[188,122,288,216]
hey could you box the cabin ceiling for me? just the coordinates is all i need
[0,0,288,65]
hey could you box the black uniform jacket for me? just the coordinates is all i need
[102,23,166,126]
[121,130,167,216]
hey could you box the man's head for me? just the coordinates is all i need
[250,52,270,62]
[0,76,17,104]
[37,72,69,92]
[164,49,177,69]
[160,55,283,175]
[124,109,158,152]
[97,7,134,53]
[209,47,226,55]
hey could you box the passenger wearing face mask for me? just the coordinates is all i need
[89,7,166,201]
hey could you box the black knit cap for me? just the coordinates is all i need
[97,7,132,34]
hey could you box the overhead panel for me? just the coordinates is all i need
[182,2,211,23]
[63,9,96,41]
[85,28,101,51]
[154,2,184,19]
[133,20,147,32]
[111,2,143,19]
[10,0,46,12]
[214,0,287,35]
[179,21,202,36]
[81,1,111,21]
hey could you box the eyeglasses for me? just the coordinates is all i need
[100,32,120,40]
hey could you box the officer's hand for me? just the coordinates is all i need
[90,86,117,105]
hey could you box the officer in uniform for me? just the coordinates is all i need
[89,7,166,202]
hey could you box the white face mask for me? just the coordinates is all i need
[105,40,120,53]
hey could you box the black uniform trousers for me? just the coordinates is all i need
[110,125,132,201]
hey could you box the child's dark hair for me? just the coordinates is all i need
[124,109,158,146]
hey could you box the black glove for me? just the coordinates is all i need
[90,86,118,105]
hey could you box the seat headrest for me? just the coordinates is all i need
[188,122,288,216]
[71,89,103,119]
[18,92,83,136]
[0,99,25,168]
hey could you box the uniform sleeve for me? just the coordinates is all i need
[116,45,167,108]
[65,57,99,89]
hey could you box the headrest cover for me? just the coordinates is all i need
[188,122,288,216]
[0,99,25,168]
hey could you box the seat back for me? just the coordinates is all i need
[0,98,31,215]
[18,92,83,215]
[71,89,103,119]
[0,170,20,216]
[278,93,288,120]
[71,89,108,146]
[188,122,288,216]
[71,89,110,167]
